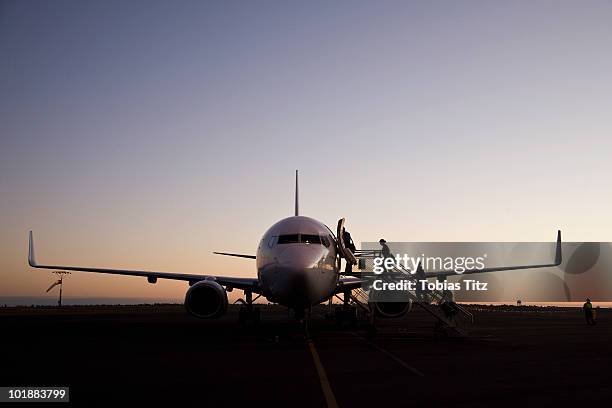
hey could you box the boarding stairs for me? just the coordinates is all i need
[335,218,473,337]
[388,263,473,337]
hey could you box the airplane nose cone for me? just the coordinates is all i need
[260,244,329,307]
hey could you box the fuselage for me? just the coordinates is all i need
[256,216,339,309]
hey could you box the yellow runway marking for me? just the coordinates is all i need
[307,339,339,408]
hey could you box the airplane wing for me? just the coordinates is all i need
[27,232,261,293]
[423,230,562,278]
[344,230,562,280]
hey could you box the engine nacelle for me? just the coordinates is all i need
[373,300,412,318]
[185,280,228,319]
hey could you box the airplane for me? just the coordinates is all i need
[28,171,562,323]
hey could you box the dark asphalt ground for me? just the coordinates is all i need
[1,304,610,407]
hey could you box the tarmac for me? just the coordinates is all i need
[1,304,610,407]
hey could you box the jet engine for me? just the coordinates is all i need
[373,300,412,318]
[185,280,228,318]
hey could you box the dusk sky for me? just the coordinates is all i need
[2,0,612,301]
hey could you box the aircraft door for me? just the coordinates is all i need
[337,218,357,265]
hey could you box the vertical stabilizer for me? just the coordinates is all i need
[555,230,562,265]
[295,170,299,216]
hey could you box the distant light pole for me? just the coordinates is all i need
[46,271,71,306]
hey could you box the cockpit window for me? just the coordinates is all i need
[301,234,321,244]
[277,234,300,244]
[276,234,326,245]
[267,236,276,248]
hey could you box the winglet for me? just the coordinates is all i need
[555,230,562,265]
[294,169,299,216]
[28,231,37,267]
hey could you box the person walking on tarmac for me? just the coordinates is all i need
[343,229,357,274]
[583,298,596,326]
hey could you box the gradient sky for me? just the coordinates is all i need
[2,0,612,301]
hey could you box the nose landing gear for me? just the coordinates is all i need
[238,290,261,325]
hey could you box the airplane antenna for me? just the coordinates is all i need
[46,271,71,307]
[295,170,299,216]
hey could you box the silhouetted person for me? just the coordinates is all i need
[440,288,457,322]
[343,229,357,274]
[379,239,394,275]
[379,239,393,259]
[583,298,596,326]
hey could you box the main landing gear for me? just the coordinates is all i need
[325,290,377,334]
[332,290,358,326]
